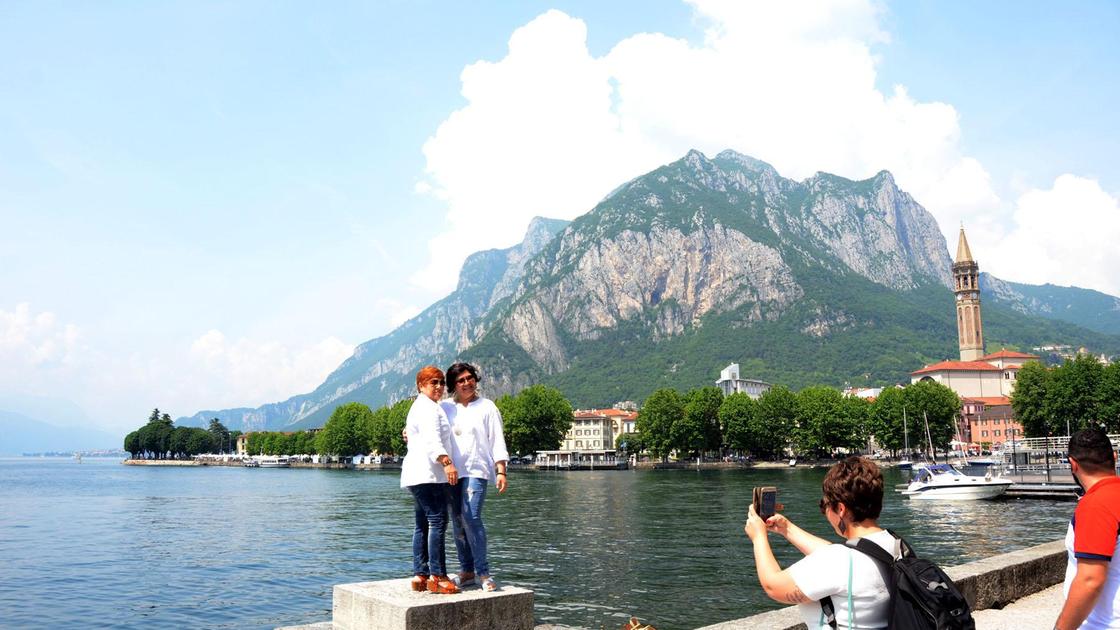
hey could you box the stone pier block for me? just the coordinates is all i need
[332,579,534,630]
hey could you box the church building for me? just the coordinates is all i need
[909,228,1035,448]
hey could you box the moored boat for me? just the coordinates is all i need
[258,456,290,468]
[901,463,1012,500]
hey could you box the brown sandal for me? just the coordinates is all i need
[410,574,428,592]
[426,575,460,594]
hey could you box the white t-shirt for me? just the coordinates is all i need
[441,397,510,484]
[787,529,898,629]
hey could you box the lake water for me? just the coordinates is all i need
[0,458,1073,630]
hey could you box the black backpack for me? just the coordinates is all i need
[820,530,975,630]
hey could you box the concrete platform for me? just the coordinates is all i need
[279,578,534,630]
[971,583,1064,629]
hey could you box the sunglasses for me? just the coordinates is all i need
[427,379,445,386]
[455,375,476,384]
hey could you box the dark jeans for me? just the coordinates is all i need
[409,483,449,576]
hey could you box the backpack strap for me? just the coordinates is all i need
[842,533,905,626]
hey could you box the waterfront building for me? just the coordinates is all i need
[715,363,771,399]
[563,408,639,452]
[961,396,1019,447]
[563,410,615,451]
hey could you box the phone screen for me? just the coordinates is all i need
[759,489,777,519]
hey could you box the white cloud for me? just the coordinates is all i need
[183,330,355,410]
[0,303,81,370]
[989,175,1120,295]
[0,306,355,433]
[416,0,1013,294]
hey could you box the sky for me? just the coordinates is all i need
[1,0,1118,436]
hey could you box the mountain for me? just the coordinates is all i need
[0,410,119,454]
[180,150,1120,431]
[981,273,1120,336]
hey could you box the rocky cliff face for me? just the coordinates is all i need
[466,151,951,386]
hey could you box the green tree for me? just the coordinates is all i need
[123,431,140,458]
[169,426,192,459]
[1047,354,1104,434]
[138,412,174,459]
[1011,361,1051,437]
[317,403,372,458]
[719,392,757,454]
[615,431,645,455]
[754,386,797,460]
[869,387,907,455]
[386,399,412,456]
[682,386,723,456]
[838,394,872,453]
[795,386,848,458]
[207,418,230,453]
[500,385,573,455]
[186,428,214,456]
[902,380,960,456]
[637,388,684,460]
[246,432,266,455]
[1100,362,1120,433]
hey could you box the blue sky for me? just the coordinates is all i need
[1,0,1117,435]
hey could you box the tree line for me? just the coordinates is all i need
[198,384,577,459]
[1011,355,1120,437]
[627,380,960,461]
[124,409,240,459]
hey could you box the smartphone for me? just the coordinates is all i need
[752,486,778,519]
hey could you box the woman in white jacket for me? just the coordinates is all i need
[399,365,460,594]
[443,362,509,592]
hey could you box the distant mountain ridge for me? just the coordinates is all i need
[179,150,1120,432]
[981,273,1120,336]
[0,410,118,454]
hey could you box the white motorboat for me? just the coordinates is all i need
[901,463,1012,500]
[257,456,290,468]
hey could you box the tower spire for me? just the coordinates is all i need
[955,226,974,263]
[953,226,984,361]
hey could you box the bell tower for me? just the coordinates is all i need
[953,227,984,361]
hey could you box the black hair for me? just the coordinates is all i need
[1068,428,1116,474]
[445,362,480,395]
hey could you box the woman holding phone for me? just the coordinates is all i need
[744,456,897,629]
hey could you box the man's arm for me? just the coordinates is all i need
[1055,558,1108,630]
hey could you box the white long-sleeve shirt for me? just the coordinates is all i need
[441,397,509,485]
[399,395,454,488]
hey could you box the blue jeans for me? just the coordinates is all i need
[450,476,490,576]
[409,483,449,577]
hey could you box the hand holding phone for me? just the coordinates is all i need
[752,486,779,520]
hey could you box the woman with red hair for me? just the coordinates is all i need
[400,366,460,594]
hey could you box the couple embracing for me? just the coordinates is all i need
[399,362,509,595]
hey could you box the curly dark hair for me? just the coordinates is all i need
[445,362,480,395]
[1069,428,1116,474]
[821,456,884,522]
